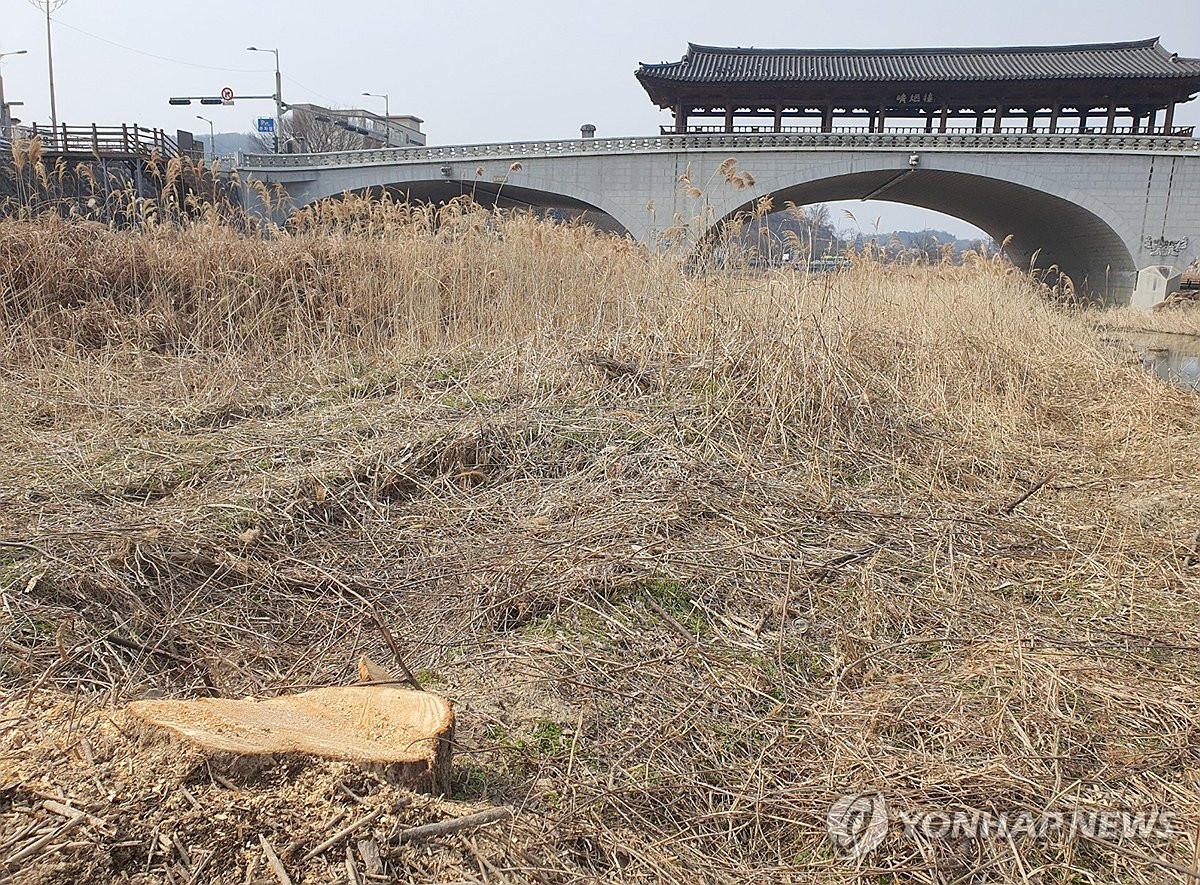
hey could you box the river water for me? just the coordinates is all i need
[1117,331,1200,392]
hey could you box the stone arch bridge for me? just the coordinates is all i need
[238,131,1200,306]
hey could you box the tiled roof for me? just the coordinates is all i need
[637,39,1200,84]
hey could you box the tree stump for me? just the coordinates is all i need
[127,686,454,795]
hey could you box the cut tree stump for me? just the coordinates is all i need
[128,686,454,794]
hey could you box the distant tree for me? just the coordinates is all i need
[250,108,368,154]
[737,202,839,263]
[908,229,943,262]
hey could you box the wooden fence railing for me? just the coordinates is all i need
[16,123,179,159]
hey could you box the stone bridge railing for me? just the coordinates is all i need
[238,131,1200,170]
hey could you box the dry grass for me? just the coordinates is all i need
[1092,304,1200,339]
[2,197,1200,884]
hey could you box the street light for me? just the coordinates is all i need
[246,46,282,153]
[196,114,214,160]
[361,91,391,146]
[0,50,29,138]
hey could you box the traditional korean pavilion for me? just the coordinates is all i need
[637,38,1200,136]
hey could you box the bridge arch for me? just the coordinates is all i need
[704,162,1137,299]
[274,166,647,240]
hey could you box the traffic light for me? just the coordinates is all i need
[199,97,223,105]
[168,98,192,106]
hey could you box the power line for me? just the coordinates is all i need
[282,75,338,105]
[44,16,364,120]
[52,18,272,74]
[51,20,354,110]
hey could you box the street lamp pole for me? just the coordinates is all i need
[0,50,29,138]
[362,91,391,146]
[196,114,214,160]
[247,46,282,153]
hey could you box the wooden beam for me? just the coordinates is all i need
[1049,103,1061,133]
[938,104,948,133]
[774,105,783,133]
[1164,102,1176,134]
[674,104,687,134]
[821,105,833,132]
[993,104,1005,133]
[1106,102,1116,134]
[724,104,734,133]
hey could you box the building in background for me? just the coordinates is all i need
[288,103,425,148]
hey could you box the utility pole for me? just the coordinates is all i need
[247,46,282,153]
[28,1,69,139]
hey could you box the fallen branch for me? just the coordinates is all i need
[393,807,512,844]
[257,834,292,885]
[2,812,86,873]
[302,808,384,862]
[1000,473,1054,515]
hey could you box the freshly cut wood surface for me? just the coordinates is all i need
[128,686,454,792]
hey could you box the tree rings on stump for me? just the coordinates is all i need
[128,686,454,795]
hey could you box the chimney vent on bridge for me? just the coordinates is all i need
[580,124,596,139]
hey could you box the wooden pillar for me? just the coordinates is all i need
[821,105,833,133]
[993,104,1005,133]
[975,110,984,133]
[878,104,887,131]
[1147,107,1158,134]
[1164,102,1176,134]
[674,104,687,134]
[938,104,949,133]
[1130,110,1139,135]
[868,109,876,132]
[1078,110,1087,133]
[1106,103,1116,134]
[1026,111,1036,132]
[724,104,735,133]
[773,105,783,133]
[925,109,934,133]
[1049,103,1061,133]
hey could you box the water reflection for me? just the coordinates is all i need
[1120,332,1200,391]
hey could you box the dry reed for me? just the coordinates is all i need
[1,196,1199,884]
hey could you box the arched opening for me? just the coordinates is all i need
[713,169,1136,301]
[324,180,632,238]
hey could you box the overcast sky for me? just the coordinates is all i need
[3,0,1198,235]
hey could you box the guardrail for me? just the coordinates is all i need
[662,124,1196,137]
[17,123,178,158]
[238,130,1200,170]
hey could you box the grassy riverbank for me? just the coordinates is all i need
[2,203,1199,883]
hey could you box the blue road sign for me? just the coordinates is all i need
[256,117,276,134]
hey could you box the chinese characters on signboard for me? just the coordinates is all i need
[895,91,935,105]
